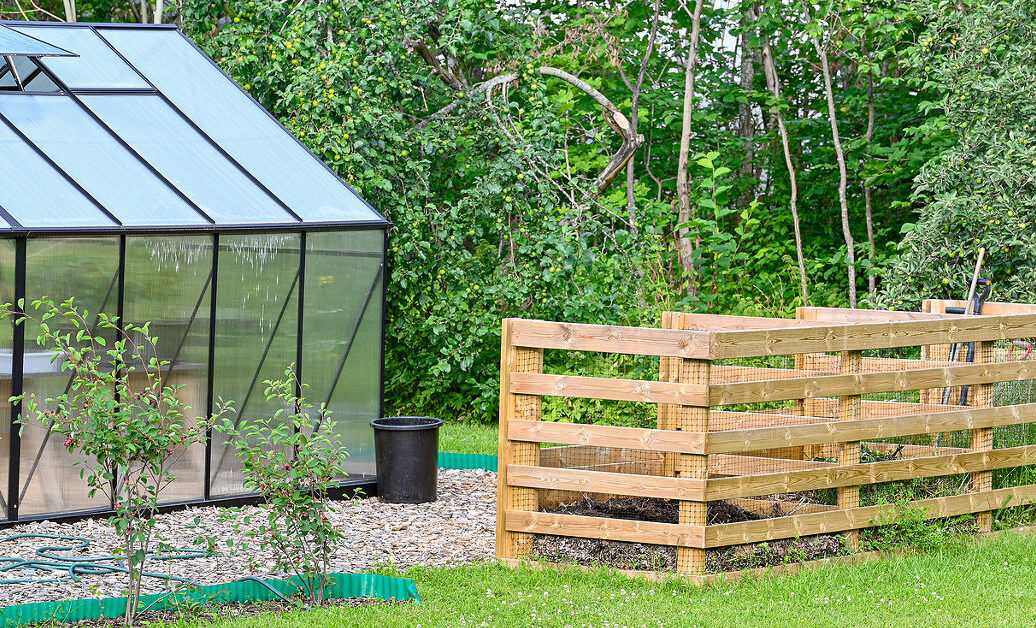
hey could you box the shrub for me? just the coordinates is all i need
[214,368,349,605]
[1,297,219,626]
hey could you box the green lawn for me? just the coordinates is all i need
[165,532,1036,627]
[439,422,498,455]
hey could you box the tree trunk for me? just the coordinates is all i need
[812,31,857,308]
[863,42,877,297]
[153,0,165,24]
[760,31,809,303]
[737,6,757,210]
[61,0,76,22]
[676,0,707,297]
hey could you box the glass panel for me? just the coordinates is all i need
[0,115,107,228]
[303,231,383,479]
[123,236,212,504]
[0,94,206,226]
[11,26,148,90]
[0,238,14,519]
[82,94,294,224]
[211,234,300,497]
[20,237,119,517]
[23,70,59,93]
[100,29,382,224]
[0,25,75,57]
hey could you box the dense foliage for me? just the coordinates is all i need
[876,0,1036,308]
[2,0,1028,422]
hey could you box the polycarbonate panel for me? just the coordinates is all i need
[82,94,294,224]
[210,233,300,496]
[11,26,148,90]
[100,28,381,224]
[303,231,383,478]
[0,113,109,227]
[124,236,212,504]
[0,24,75,56]
[20,237,119,516]
[0,238,14,519]
[0,94,206,226]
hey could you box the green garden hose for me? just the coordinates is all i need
[0,533,295,604]
[0,533,207,586]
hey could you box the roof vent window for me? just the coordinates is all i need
[0,55,60,92]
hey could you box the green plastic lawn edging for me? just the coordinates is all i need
[0,573,419,627]
[438,452,498,471]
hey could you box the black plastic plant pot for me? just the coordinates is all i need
[370,416,444,504]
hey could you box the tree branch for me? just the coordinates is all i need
[420,66,644,196]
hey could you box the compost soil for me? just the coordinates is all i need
[62,597,405,626]
[532,496,844,573]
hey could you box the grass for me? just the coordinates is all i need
[159,532,1036,627]
[439,422,498,455]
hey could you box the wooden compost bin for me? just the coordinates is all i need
[496,303,1036,583]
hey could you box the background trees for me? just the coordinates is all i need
[2,0,1027,422]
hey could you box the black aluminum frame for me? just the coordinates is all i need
[3,228,385,523]
[0,20,392,522]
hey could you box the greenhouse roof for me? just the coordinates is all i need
[0,22,387,233]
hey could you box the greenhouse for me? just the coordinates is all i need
[0,22,388,521]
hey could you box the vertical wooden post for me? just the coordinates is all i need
[838,350,862,549]
[970,340,994,532]
[658,312,677,477]
[496,319,544,559]
[675,357,710,576]
[794,308,820,459]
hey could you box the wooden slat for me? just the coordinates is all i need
[726,498,837,517]
[862,442,969,458]
[505,509,705,548]
[709,454,835,476]
[807,354,958,373]
[709,411,829,431]
[507,464,705,501]
[798,307,965,322]
[705,445,1036,501]
[924,300,1036,316]
[710,365,826,383]
[810,398,970,419]
[706,404,1036,454]
[508,420,705,454]
[708,360,1036,405]
[668,312,851,330]
[508,319,712,358]
[704,484,1036,547]
[510,372,709,405]
[709,313,1036,359]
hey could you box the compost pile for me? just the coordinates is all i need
[532,496,843,573]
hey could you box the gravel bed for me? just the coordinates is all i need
[0,469,496,606]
